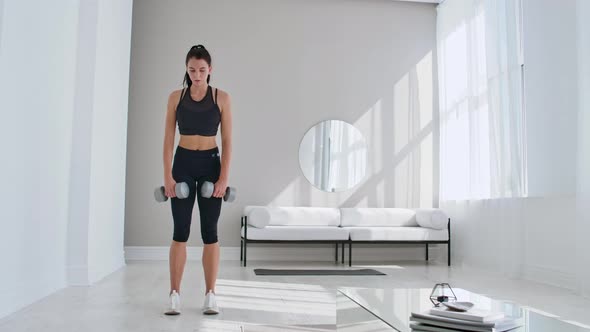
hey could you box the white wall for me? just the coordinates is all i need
[86,0,132,285]
[520,0,579,290]
[524,0,578,197]
[68,0,132,286]
[66,0,97,287]
[125,0,438,248]
[576,0,590,297]
[0,0,133,319]
[0,0,79,319]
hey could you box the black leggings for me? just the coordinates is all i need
[171,146,222,244]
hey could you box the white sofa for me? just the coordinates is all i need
[240,206,451,267]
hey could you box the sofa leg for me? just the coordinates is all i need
[243,240,247,267]
[335,243,338,263]
[448,242,451,266]
[341,242,345,264]
[349,242,352,267]
[425,244,429,261]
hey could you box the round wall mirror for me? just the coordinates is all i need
[298,120,368,192]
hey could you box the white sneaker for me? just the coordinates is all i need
[165,290,181,315]
[202,290,219,315]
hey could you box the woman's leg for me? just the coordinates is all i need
[169,154,197,294]
[169,240,187,294]
[196,175,223,294]
[202,242,220,294]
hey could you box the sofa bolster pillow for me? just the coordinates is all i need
[246,206,272,228]
[415,209,448,230]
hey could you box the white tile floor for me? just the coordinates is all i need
[1,260,590,331]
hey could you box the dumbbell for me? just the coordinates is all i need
[154,182,190,202]
[200,181,236,202]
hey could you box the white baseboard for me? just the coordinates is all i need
[124,245,445,262]
[523,264,578,291]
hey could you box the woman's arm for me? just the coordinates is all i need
[214,90,233,197]
[163,90,180,196]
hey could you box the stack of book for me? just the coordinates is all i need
[410,306,523,332]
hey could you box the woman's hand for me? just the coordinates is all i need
[164,175,177,198]
[213,178,228,199]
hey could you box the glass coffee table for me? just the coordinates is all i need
[337,287,590,332]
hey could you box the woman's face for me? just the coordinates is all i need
[186,58,211,87]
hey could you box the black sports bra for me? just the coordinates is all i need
[176,86,221,136]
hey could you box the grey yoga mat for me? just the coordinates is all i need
[253,269,386,276]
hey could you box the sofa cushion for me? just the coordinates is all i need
[241,226,349,240]
[345,226,448,241]
[415,208,449,230]
[244,206,341,227]
[340,208,418,227]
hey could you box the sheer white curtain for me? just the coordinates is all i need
[437,0,526,200]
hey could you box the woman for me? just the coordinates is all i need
[162,45,232,315]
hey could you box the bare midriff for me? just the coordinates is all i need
[178,134,217,150]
